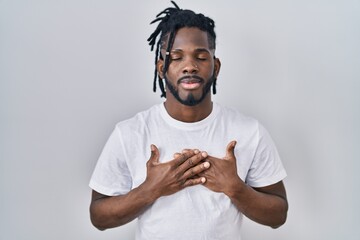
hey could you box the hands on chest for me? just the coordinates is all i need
[91,140,288,230]
[143,140,243,199]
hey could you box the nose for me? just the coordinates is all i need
[182,59,199,74]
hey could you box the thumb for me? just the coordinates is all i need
[225,140,237,160]
[148,144,160,165]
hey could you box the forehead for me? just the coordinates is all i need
[168,27,211,50]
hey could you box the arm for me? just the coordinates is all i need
[226,179,288,228]
[90,145,209,230]
[90,185,156,230]
[199,141,288,228]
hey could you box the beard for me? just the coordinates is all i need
[164,74,216,106]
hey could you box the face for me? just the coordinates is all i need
[157,27,221,106]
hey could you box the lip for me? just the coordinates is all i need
[178,75,204,83]
[180,81,202,90]
[180,78,201,84]
[179,78,202,90]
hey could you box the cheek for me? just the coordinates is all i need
[205,65,216,77]
[165,65,181,78]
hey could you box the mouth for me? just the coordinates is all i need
[178,76,203,90]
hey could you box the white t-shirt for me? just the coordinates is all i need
[89,102,286,240]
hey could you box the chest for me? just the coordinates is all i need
[123,126,257,188]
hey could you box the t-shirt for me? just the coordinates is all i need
[89,102,287,240]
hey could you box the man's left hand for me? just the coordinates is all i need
[199,141,244,195]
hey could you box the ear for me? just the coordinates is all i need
[214,57,221,78]
[156,59,164,79]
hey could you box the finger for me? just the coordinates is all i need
[178,151,208,173]
[181,149,192,153]
[174,149,198,158]
[182,149,199,154]
[173,150,197,166]
[183,161,210,179]
[183,176,207,187]
[225,140,237,160]
[147,144,160,166]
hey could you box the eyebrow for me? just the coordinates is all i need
[171,48,213,54]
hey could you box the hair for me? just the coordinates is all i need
[147,1,217,98]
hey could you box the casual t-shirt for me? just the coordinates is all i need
[90,102,287,240]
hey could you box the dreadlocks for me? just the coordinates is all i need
[147,1,217,98]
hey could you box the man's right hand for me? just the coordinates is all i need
[90,144,209,230]
[142,144,210,199]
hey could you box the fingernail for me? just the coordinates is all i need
[203,162,210,168]
[201,177,206,183]
[194,149,199,154]
[201,151,208,157]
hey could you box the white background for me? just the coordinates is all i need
[1,0,359,239]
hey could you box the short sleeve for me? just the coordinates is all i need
[89,127,132,196]
[245,123,287,188]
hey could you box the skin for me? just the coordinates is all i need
[158,28,221,122]
[90,27,288,230]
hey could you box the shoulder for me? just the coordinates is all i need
[216,103,260,129]
[115,104,161,132]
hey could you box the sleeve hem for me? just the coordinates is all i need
[89,180,129,196]
[247,170,287,188]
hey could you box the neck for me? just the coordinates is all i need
[164,95,213,123]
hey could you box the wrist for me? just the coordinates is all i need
[137,180,161,203]
[224,176,246,199]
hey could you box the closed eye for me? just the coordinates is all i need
[170,54,182,61]
[196,52,210,61]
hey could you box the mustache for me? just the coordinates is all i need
[177,75,204,84]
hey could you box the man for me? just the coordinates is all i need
[89,2,288,239]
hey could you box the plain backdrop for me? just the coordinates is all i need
[1,0,359,239]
